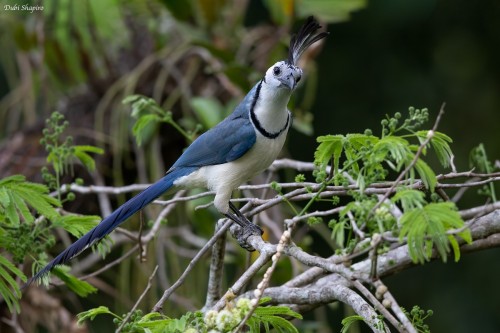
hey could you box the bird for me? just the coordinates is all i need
[27,17,328,285]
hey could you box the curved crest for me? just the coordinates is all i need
[288,16,329,65]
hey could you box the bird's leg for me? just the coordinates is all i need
[224,202,263,251]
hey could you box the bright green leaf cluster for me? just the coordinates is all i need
[0,175,60,225]
[53,214,100,238]
[0,174,62,313]
[314,108,453,193]
[311,108,472,266]
[398,202,471,263]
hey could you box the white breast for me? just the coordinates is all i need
[174,80,293,214]
[174,119,289,214]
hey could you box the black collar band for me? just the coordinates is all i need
[250,80,290,139]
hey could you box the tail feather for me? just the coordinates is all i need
[26,167,196,286]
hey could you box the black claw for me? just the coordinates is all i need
[225,203,264,251]
[232,223,263,252]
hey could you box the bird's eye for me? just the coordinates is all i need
[296,75,301,83]
[273,66,281,76]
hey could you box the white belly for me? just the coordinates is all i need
[174,131,288,213]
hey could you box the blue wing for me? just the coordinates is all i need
[172,84,258,168]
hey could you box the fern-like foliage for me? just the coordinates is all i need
[0,175,61,313]
[0,111,108,313]
[0,254,26,313]
[311,107,472,265]
[399,202,471,263]
[247,302,303,333]
[0,175,60,225]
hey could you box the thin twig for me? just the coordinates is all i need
[152,219,234,312]
[204,221,228,309]
[77,245,140,282]
[116,265,159,333]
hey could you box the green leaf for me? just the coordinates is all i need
[341,315,364,333]
[52,267,98,297]
[132,114,161,146]
[448,235,461,262]
[0,187,10,206]
[413,158,437,192]
[0,175,60,225]
[330,220,346,248]
[400,202,466,263]
[315,135,344,174]
[73,145,104,171]
[346,133,379,150]
[391,189,426,211]
[0,254,26,313]
[374,136,411,170]
[248,304,302,333]
[190,97,225,129]
[429,131,453,168]
[77,306,120,324]
[53,215,100,237]
[254,305,302,319]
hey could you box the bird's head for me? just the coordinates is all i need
[263,17,329,92]
[264,61,303,91]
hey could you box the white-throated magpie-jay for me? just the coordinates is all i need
[28,17,328,284]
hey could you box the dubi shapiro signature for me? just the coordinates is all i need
[4,4,44,13]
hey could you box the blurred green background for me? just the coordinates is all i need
[1,0,499,332]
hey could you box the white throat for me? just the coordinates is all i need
[252,81,291,134]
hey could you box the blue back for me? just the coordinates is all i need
[172,84,259,169]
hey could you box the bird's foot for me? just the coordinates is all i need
[225,209,263,251]
[231,222,263,252]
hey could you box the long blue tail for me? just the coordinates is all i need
[27,167,197,285]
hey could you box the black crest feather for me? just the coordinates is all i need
[288,16,329,65]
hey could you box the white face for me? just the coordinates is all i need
[264,61,303,91]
